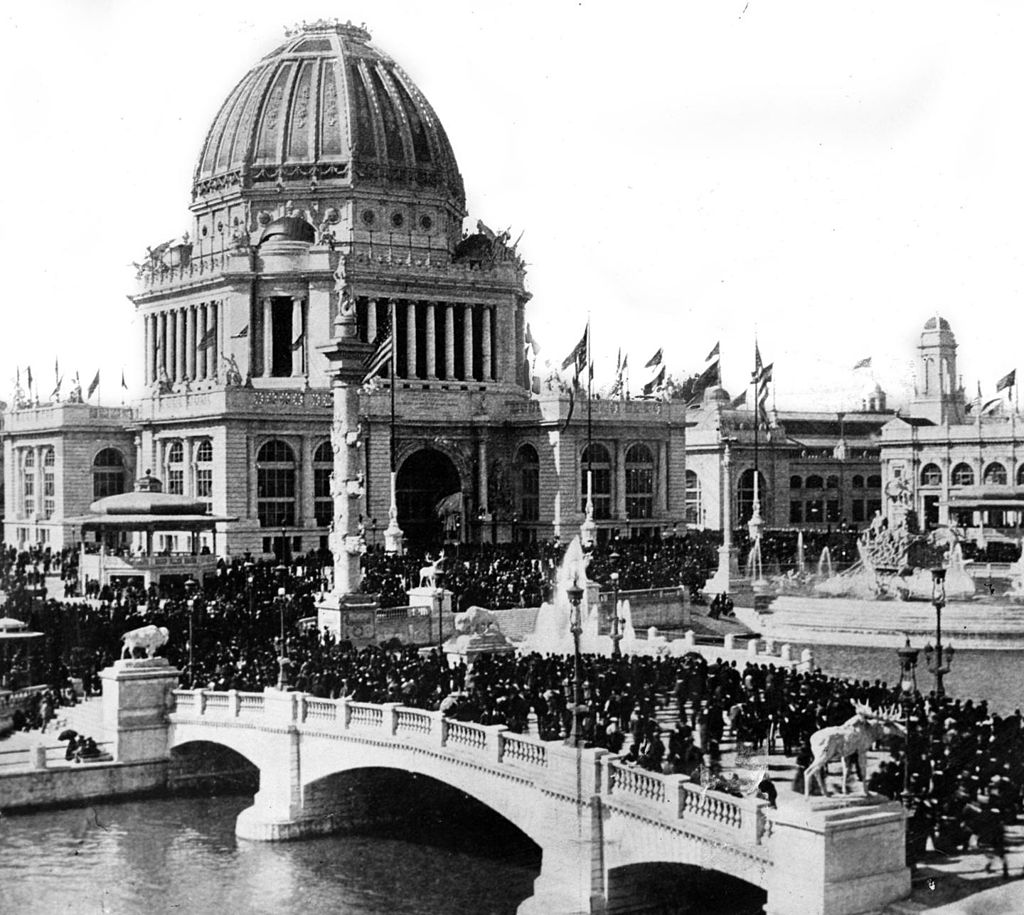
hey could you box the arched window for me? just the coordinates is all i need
[920,463,942,486]
[580,443,612,520]
[737,469,766,525]
[685,470,703,526]
[951,463,974,486]
[93,448,126,499]
[21,450,35,517]
[851,475,864,489]
[625,443,655,519]
[256,440,296,527]
[42,447,55,519]
[789,475,802,490]
[826,475,839,490]
[866,474,882,489]
[984,462,1008,486]
[313,441,333,527]
[195,439,213,509]
[517,444,540,522]
[805,475,823,490]
[166,440,184,494]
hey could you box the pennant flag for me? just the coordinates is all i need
[644,348,663,369]
[730,391,747,409]
[560,325,589,376]
[705,342,720,362]
[525,323,540,356]
[199,327,217,349]
[291,335,304,351]
[54,357,60,384]
[689,359,721,402]
[362,321,394,384]
[26,366,33,390]
[981,397,1003,415]
[121,370,128,390]
[49,378,63,400]
[853,356,872,371]
[86,370,100,399]
[16,366,20,386]
[642,365,666,397]
[232,325,249,339]
[996,369,1016,392]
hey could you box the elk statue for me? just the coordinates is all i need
[419,552,445,588]
[803,701,905,796]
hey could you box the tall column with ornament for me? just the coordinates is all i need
[316,263,379,645]
[703,441,740,597]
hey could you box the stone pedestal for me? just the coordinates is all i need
[703,544,740,597]
[443,628,516,667]
[407,586,453,615]
[100,657,181,763]
[317,592,378,646]
[766,797,911,915]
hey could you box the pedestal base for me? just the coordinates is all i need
[236,804,342,842]
[99,657,181,763]
[317,593,379,645]
[703,546,740,597]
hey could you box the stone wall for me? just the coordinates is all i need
[0,760,167,812]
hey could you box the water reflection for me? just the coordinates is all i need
[1,795,538,915]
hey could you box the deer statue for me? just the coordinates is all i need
[418,552,445,588]
[803,701,905,797]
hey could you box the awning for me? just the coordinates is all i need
[65,513,236,531]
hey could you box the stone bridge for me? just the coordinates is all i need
[168,687,910,915]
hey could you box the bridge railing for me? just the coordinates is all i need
[170,689,770,845]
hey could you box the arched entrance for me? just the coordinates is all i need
[396,449,462,550]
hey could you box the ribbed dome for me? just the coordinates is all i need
[193,20,464,207]
[924,316,951,331]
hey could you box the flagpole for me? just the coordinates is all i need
[586,317,594,530]
[384,297,403,554]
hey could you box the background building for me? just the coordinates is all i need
[2,21,688,557]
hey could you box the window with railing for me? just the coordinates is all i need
[166,441,184,494]
[42,447,55,519]
[195,439,213,512]
[313,441,332,527]
[257,440,296,527]
[625,443,655,519]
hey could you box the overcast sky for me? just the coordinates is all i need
[2,1,1022,410]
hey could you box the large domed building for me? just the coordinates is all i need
[3,21,689,568]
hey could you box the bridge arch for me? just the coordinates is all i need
[301,753,548,848]
[605,862,766,914]
[168,739,260,794]
[168,722,274,775]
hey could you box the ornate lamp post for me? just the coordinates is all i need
[896,636,920,806]
[924,568,954,698]
[274,564,290,691]
[244,560,255,619]
[434,568,446,654]
[565,577,585,747]
[609,549,622,659]
[184,577,199,688]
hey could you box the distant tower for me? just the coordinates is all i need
[863,382,887,412]
[912,316,964,424]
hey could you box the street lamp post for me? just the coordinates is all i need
[565,577,585,747]
[609,549,622,659]
[434,568,446,655]
[896,636,920,807]
[275,586,289,691]
[924,568,954,698]
[186,598,195,688]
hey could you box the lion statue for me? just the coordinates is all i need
[454,606,500,637]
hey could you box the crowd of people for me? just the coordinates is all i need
[2,536,1023,869]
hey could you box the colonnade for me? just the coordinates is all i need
[144,302,221,386]
[364,298,497,383]
[255,296,306,378]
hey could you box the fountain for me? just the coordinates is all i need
[817,546,833,580]
[796,531,806,575]
[619,598,637,651]
[523,536,604,654]
[1006,545,1024,603]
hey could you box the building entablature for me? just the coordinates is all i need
[4,404,134,434]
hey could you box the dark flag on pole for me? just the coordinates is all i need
[560,384,576,432]
[525,323,540,356]
[232,325,249,339]
[199,327,217,349]
[688,359,721,403]
[705,341,720,362]
[642,365,666,397]
[730,391,747,409]
[561,325,589,376]
[87,370,100,399]
[121,370,128,390]
[853,356,872,371]
[362,320,394,384]
[644,348,663,369]
[996,369,1016,392]
[26,366,33,391]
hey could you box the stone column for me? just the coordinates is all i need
[444,303,455,380]
[185,306,197,380]
[659,440,669,512]
[143,315,153,385]
[196,304,208,380]
[316,302,379,639]
[481,306,493,382]
[405,301,417,379]
[263,298,274,377]
[366,298,378,343]
[463,304,474,381]
[478,438,489,517]
[210,301,219,378]
[166,311,176,381]
[425,301,437,379]
[175,308,186,382]
[291,297,304,377]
